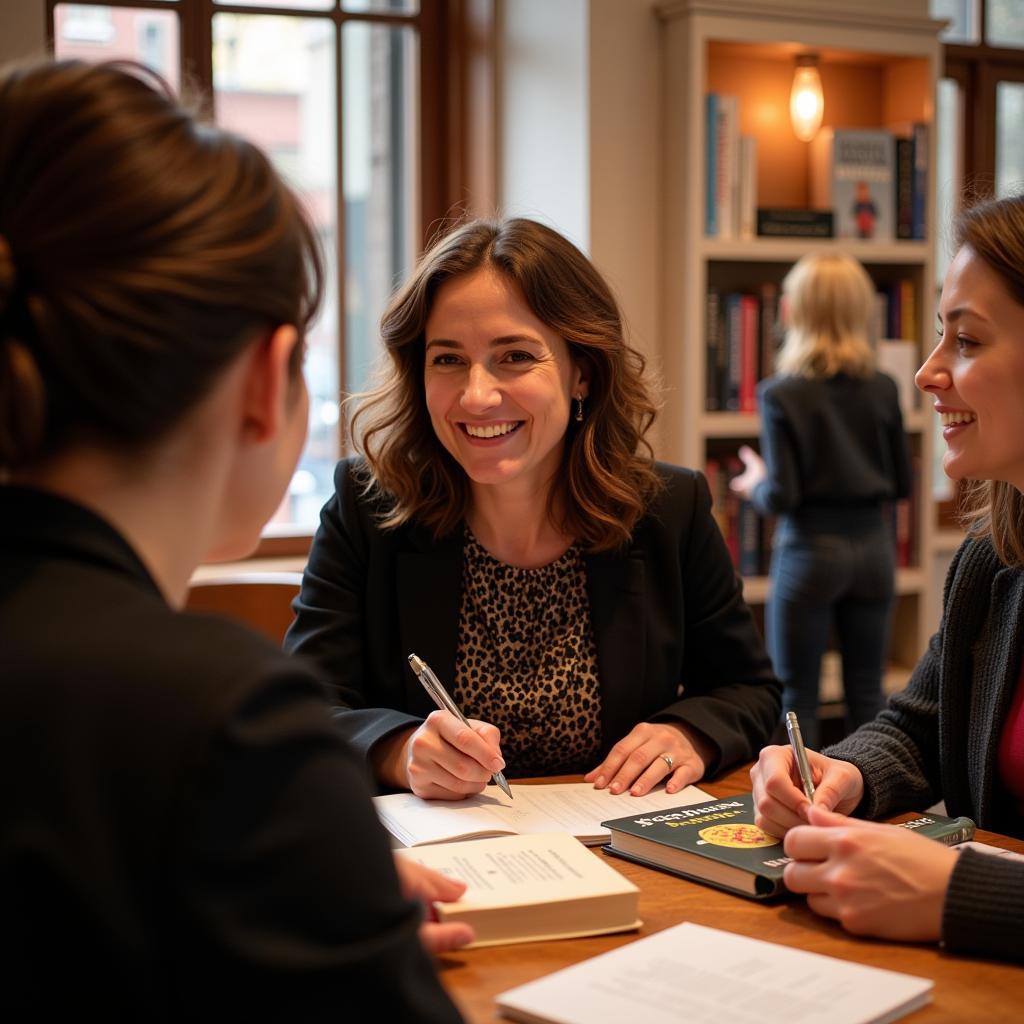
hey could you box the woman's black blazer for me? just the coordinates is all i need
[286,459,780,777]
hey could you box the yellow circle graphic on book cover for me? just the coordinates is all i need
[697,823,780,849]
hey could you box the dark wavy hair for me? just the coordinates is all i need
[954,192,1024,568]
[349,217,662,551]
[0,59,323,471]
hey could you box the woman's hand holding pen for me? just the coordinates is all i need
[378,712,506,800]
[584,720,715,797]
[749,744,865,836]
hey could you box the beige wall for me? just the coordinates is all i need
[588,0,662,411]
[0,0,47,65]
[498,0,664,447]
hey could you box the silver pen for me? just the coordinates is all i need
[407,653,513,799]
[785,711,816,802]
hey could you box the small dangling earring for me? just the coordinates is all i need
[574,395,585,422]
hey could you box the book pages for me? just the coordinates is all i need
[497,921,932,1024]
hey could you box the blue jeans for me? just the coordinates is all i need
[766,510,895,751]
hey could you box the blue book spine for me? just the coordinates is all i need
[705,93,718,238]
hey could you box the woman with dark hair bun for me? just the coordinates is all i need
[750,192,1024,964]
[286,217,781,801]
[0,59,467,1018]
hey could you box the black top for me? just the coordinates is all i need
[825,536,1024,963]
[750,371,911,519]
[0,486,462,1022]
[285,459,781,778]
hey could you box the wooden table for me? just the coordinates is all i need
[438,768,1024,1022]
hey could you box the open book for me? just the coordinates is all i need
[395,832,640,947]
[497,921,933,1024]
[374,782,712,847]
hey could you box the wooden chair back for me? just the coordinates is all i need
[185,571,302,645]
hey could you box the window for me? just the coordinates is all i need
[49,0,477,548]
[929,0,1024,519]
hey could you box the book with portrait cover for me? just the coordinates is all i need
[601,794,975,900]
[810,127,895,241]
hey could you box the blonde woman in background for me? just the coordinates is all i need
[731,253,910,747]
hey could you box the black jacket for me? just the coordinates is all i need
[751,371,911,518]
[1,486,462,1022]
[285,459,781,778]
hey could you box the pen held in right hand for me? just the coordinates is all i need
[407,653,512,799]
[784,711,817,803]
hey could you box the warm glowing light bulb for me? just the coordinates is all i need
[790,55,823,142]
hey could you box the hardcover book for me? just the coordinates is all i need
[756,207,833,237]
[810,128,895,241]
[395,832,641,948]
[601,794,975,900]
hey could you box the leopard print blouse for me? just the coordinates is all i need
[452,528,602,776]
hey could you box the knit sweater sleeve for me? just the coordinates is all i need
[943,847,1024,963]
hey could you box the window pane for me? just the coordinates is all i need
[214,13,340,530]
[216,1,335,10]
[343,0,419,13]
[929,0,979,44]
[986,0,1024,48]
[996,81,1024,197]
[342,21,419,395]
[54,5,180,87]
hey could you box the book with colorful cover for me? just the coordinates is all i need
[601,793,976,900]
[810,128,895,241]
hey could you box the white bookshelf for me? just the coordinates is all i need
[657,0,944,675]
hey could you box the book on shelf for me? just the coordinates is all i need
[756,206,833,238]
[875,279,916,341]
[394,832,641,948]
[704,281,782,414]
[891,122,929,240]
[738,134,757,240]
[705,93,755,240]
[875,338,918,422]
[911,123,928,240]
[759,280,780,380]
[600,793,976,900]
[810,128,895,242]
[706,455,769,577]
[894,454,923,568]
[712,93,740,239]
[895,134,914,240]
[705,286,723,411]
[373,782,712,848]
[496,921,934,1024]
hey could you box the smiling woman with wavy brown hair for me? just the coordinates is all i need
[350,218,661,550]
[286,216,779,803]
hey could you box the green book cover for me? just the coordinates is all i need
[601,795,976,901]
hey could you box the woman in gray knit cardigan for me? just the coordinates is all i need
[750,191,1024,964]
